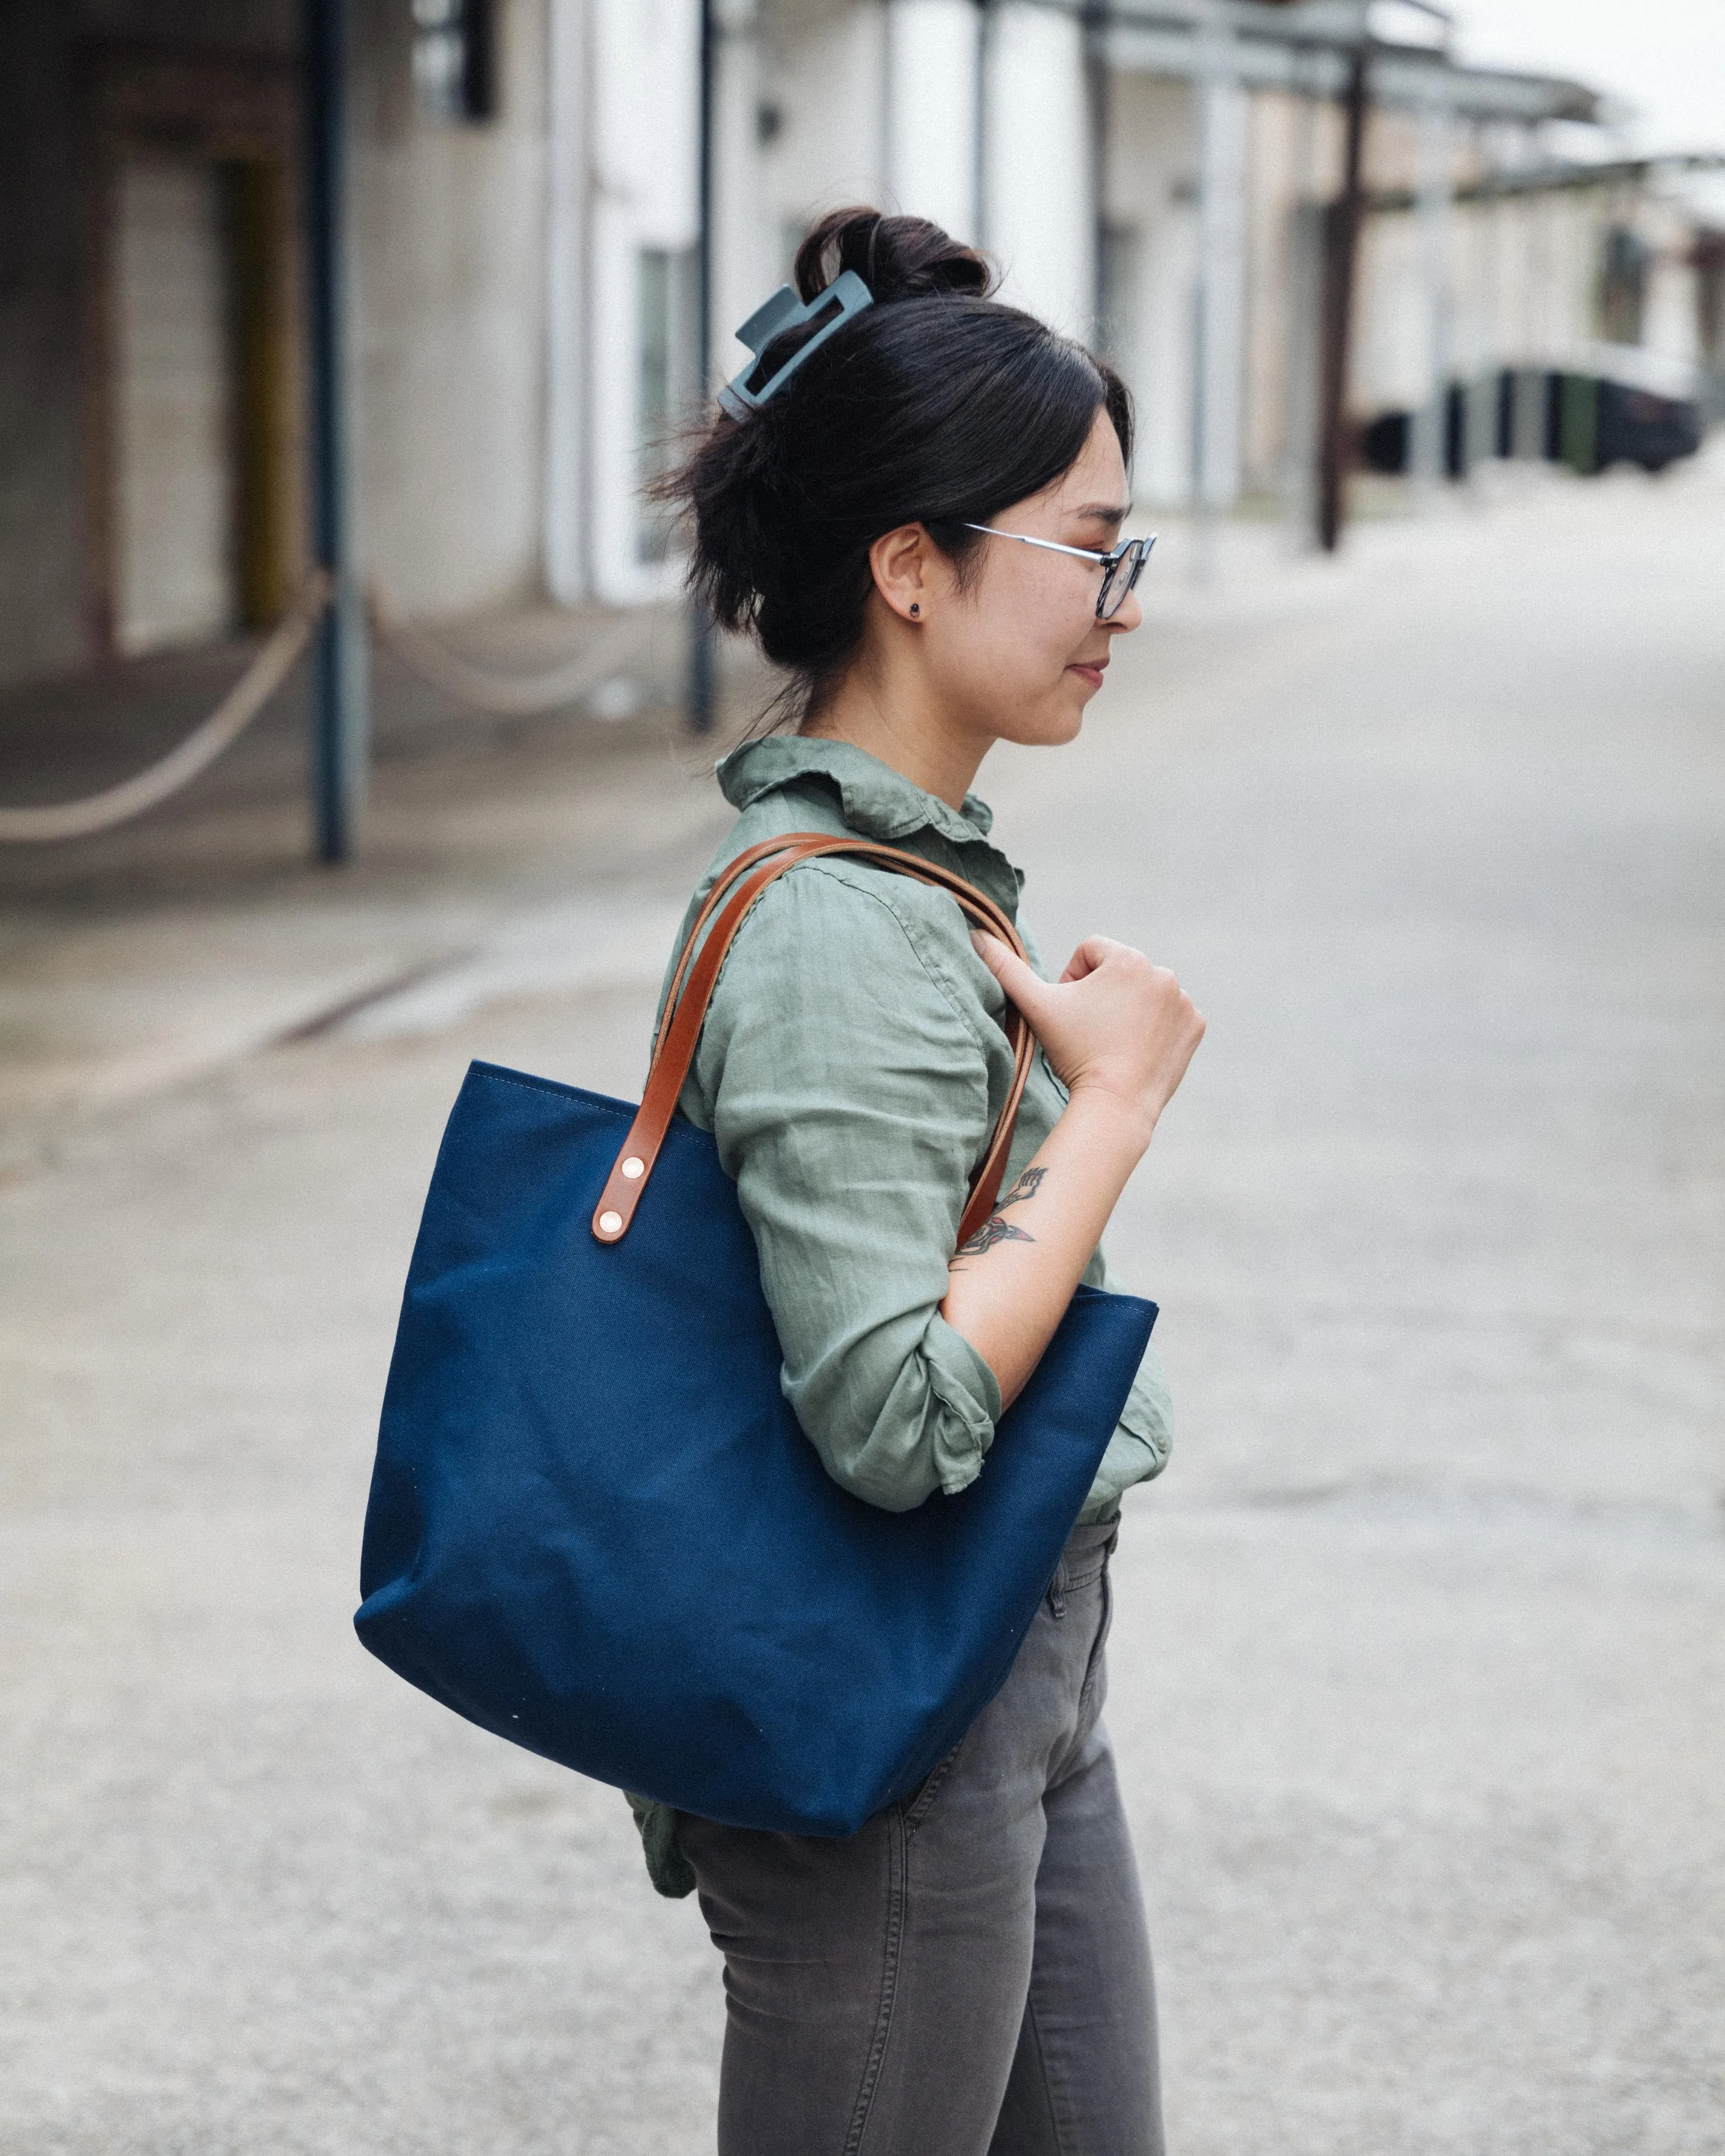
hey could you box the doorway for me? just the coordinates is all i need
[87,48,303,659]
[110,156,232,654]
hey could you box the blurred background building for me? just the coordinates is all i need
[2,1,1721,814]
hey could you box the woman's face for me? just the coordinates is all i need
[923,407,1143,752]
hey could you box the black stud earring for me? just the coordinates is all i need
[909,604,920,617]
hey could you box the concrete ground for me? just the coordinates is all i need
[0,595,711,1178]
[2,459,1722,2154]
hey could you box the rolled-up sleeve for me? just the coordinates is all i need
[683,860,1010,1512]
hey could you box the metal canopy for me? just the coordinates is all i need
[1075,0,1602,124]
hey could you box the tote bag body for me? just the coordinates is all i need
[355,837,1157,1836]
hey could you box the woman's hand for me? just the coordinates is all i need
[942,933,1204,1409]
[971,932,1205,1142]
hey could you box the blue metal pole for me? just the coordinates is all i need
[303,0,369,861]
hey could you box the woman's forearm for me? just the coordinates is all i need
[948,926,1205,1409]
[939,1084,1155,1408]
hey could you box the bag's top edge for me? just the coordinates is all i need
[464,1059,638,1120]
[457,1067,1155,1332]
[1069,1280,1158,1330]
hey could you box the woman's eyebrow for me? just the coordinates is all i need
[1072,501,1131,524]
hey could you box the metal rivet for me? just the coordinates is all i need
[598,1211,623,1234]
[620,1156,645,1180]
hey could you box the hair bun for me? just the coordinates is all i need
[793,207,994,308]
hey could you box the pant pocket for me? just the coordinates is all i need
[1076,1563,1114,1718]
[898,1731,967,1833]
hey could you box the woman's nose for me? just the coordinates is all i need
[1103,586,1144,635]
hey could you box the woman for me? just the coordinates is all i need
[633,209,1204,2155]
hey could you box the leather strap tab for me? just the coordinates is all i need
[592,834,1039,1248]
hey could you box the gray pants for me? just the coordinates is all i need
[677,1521,1164,2155]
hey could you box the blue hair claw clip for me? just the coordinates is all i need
[716,270,874,418]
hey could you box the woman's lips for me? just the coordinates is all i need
[1066,659,1108,689]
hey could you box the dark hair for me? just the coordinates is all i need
[659,207,1134,725]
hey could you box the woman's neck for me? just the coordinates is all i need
[803,652,988,813]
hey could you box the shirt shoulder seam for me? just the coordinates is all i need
[788,856,999,1062]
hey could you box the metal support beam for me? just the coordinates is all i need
[543,0,591,605]
[1410,85,1452,495]
[1190,2,1244,568]
[974,0,995,249]
[1316,46,1368,552]
[687,0,719,737]
[303,0,369,862]
[1083,1,1110,342]
[1189,6,1221,575]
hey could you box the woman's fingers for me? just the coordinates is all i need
[972,927,1203,1125]
[1058,936,1126,984]
[969,931,1056,1024]
[974,931,1117,1000]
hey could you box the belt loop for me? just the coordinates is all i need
[1046,1563,1068,1619]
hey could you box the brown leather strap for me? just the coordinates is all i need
[592,833,1038,1248]
[649,834,812,1064]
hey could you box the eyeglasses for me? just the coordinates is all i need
[963,525,1157,621]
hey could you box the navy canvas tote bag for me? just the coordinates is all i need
[355,834,1157,1836]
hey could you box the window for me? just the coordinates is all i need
[1097,223,1141,367]
[1598,225,1650,348]
[637,245,698,564]
[1696,231,1725,372]
[109,157,235,653]
[412,0,494,126]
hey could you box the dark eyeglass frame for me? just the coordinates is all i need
[963,524,1157,620]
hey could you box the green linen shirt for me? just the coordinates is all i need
[627,733,1171,1895]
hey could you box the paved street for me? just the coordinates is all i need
[2,460,1723,2154]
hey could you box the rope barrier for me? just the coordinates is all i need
[0,573,659,845]
[366,591,651,718]
[0,571,333,845]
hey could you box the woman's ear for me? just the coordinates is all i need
[867,523,931,625]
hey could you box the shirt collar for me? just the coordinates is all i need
[717,734,1001,850]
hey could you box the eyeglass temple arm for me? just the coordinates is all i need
[963,524,1110,566]
[965,525,1157,572]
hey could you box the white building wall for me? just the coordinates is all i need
[1527,191,1583,362]
[884,0,979,240]
[1238,89,1305,496]
[1484,193,1529,374]
[984,4,1092,339]
[761,9,888,278]
[1356,211,1433,409]
[1642,206,1702,370]
[1546,192,1593,366]
[354,0,553,620]
[711,0,772,384]
[1486,189,1526,365]
[1103,71,1196,508]
[543,0,588,602]
[587,0,701,603]
[1444,190,1496,383]
[1191,59,1247,507]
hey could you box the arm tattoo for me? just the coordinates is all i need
[956,1214,1036,1256]
[997,1166,1046,1209]
[954,1163,1049,1257]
